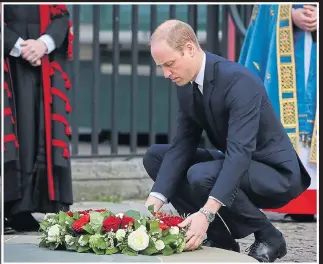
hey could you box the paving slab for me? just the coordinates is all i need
[4,235,255,263]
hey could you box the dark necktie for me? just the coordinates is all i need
[193,82,207,125]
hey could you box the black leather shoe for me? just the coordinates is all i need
[246,236,287,262]
[203,239,240,253]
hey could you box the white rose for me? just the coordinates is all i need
[137,225,146,232]
[115,213,124,218]
[169,226,179,235]
[47,224,60,242]
[78,235,87,246]
[127,230,149,251]
[155,240,165,251]
[65,235,74,246]
[116,229,126,241]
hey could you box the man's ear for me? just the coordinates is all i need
[185,42,195,57]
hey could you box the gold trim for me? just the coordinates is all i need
[277,4,299,153]
[309,114,317,163]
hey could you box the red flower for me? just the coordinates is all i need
[102,216,121,232]
[78,210,91,215]
[95,209,108,213]
[72,214,90,232]
[153,212,168,218]
[120,216,135,229]
[159,223,169,232]
[161,216,184,227]
[66,211,74,217]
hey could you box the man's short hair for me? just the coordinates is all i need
[150,19,200,52]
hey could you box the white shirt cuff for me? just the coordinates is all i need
[150,192,168,203]
[38,34,56,54]
[9,37,24,57]
[209,196,226,206]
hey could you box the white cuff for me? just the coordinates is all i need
[209,196,226,206]
[38,34,56,54]
[150,192,168,203]
[9,37,24,57]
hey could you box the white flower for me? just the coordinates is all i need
[137,225,146,232]
[65,235,74,246]
[155,240,165,251]
[115,213,124,218]
[47,224,61,242]
[127,230,149,251]
[169,226,179,235]
[116,229,126,241]
[44,213,56,221]
[78,235,87,246]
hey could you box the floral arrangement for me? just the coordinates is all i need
[38,206,201,256]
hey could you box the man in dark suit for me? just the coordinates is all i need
[143,19,311,262]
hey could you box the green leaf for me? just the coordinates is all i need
[150,227,162,234]
[73,212,80,220]
[101,211,112,219]
[89,211,105,233]
[149,220,160,230]
[66,244,77,251]
[82,224,95,234]
[141,246,159,255]
[148,205,154,215]
[39,221,49,231]
[163,234,178,245]
[105,247,119,255]
[59,211,68,225]
[49,242,59,250]
[162,245,174,256]
[81,234,92,244]
[39,239,47,248]
[141,218,147,228]
[162,229,170,236]
[76,246,90,253]
[123,210,141,220]
[97,237,107,250]
[122,247,138,256]
[92,247,105,255]
[134,220,141,230]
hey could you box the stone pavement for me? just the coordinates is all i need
[4,201,257,263]
[4,201,317,263]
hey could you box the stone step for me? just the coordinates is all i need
[71,158,152,201]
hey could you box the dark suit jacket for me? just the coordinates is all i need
[151,52,311,208]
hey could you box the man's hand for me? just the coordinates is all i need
[178,212,209,251]
[144,196,165,212]
[21,39,47,63]
[292,8,317,32]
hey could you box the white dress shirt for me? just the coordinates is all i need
[9,34,56,57]
[150,52,225,207]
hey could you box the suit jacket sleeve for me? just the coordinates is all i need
[4,26,20,57]
[209,75,262,208]
[151,107,203,199]
[44,12,69,50]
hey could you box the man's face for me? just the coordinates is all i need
[151,40,196,86]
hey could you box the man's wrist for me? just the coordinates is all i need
[203,198,222,214]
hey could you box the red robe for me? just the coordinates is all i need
[3,4,74,204]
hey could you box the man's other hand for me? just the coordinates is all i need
[144,196,165,212]
[21,39,47,63]
[178,211,209,251]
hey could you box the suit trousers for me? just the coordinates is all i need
[143,144,291,241]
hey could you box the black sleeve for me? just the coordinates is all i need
[4,27,20,57]
[44,12,69,50]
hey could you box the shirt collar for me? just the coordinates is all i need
[195,52,206,87]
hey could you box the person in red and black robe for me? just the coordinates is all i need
[3,4,74,232]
